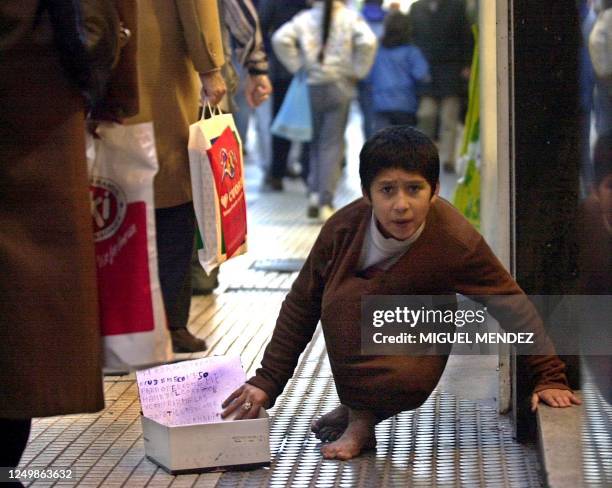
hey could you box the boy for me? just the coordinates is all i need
[222,127,581,460]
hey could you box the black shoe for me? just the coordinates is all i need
[307,205,320,219]
[262,175,283,191]
[170,329,208,353]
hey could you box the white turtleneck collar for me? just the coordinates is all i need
[358,213,425,271]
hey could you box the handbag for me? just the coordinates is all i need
[189,105,248,273]
[86,122,172,370]
[270,71,313,142]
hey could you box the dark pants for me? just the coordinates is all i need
[0,418,31,487]
[155,202,195,330]
[373,111,417,132]
[269,78,310,180]
[269,78,292,179]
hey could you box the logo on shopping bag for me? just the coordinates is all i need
[221,148,237,182]
[90,177,128,242]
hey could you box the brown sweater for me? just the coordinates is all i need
[248,198,570,418]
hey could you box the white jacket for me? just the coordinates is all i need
[272,1,377,87]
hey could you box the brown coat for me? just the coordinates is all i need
[126,0,225,209]
[248,198,570,418]
[0,1,104,418]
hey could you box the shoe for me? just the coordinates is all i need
[307,192,319,219]
[262,175,283,191]
[192,267,219,295]
[319,204,335,222]
[307,205,320,218]
[170,328,208,353]
[443,161,455,173]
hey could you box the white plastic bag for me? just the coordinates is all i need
[87,122,172,370]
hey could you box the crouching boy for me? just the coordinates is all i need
[222,127,581,460]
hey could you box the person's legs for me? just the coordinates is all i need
[388,111,417,127]
[266,78,293,188]
[155,202,206,352]
[416,95,439,140]
[0,418,31,487]
[357,79,375,140]
[438,96,461,172]
[373,111,393,133]
[309,83,351,208]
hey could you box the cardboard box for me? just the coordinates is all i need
[142,410,270,474]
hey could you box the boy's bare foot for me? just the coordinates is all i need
[311,405,349,442]
[320,408,377,460]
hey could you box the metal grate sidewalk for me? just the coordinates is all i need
[16,122,547,486]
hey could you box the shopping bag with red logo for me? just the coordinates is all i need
[86,122,172,370]
[188,107,247,273]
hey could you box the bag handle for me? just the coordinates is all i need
[201,100,223,121]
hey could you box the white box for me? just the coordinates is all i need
[141,411,270,474]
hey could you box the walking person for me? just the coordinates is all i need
[369,11,430,132]
[258,0,310,191]
[272,0,377,220]
[409,0,473,173]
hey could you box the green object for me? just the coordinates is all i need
[453,24,481,230]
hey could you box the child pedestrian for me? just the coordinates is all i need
[272,0,377,221]
[369,11,430,131]
[223,127,580,460]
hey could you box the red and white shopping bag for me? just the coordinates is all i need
[188,107,247,273]
[87,122,172,370]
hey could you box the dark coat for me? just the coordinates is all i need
[409,0,473,98]
[248,198,570,418]
[0,1,106,418]
[258,0,309,81]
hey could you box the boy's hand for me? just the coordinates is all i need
[222,383,270,420]
[531,388,582,412]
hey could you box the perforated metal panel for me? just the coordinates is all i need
[217,331,542,488]
[583,379,612,487]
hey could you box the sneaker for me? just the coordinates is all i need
[170,328,208,353]
[320,204,335,222]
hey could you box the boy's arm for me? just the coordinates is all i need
[452,236,571,394]
[246,229,333,407]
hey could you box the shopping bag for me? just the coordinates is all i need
[86,122,172,370]
[270,71,312,142]
[188,107,247,273]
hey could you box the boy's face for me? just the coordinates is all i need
[363,168,439,241]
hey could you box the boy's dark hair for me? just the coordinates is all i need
[381,11,412,48]
[593,131,612,187]
[359,126,440,197]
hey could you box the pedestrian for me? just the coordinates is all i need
[124,0,227,353]
[272,0,377,220]
[0,0,137,474]
[369,11,430,132]
[409,0,473,173]
[258,0,311,191]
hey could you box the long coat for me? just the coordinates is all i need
[126,0,225,209]
[409,0,473,99]
[0,1,108,418]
